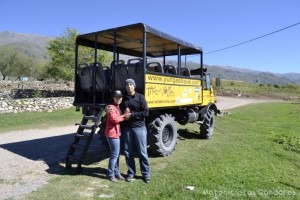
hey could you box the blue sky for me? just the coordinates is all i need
[1,0,299,73]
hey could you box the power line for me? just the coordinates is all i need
[205,22,300,55]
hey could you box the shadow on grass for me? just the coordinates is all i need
[78,166,145,182]
[0,128,206,179]
[178,128,203,140]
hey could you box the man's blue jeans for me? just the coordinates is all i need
[122,126,150,177]
[106,137,121,178]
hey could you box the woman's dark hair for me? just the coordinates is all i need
[112,90,122,97]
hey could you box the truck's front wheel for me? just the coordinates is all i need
[200,109,215,139]
[148,114,178,156]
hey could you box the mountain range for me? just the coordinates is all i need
[206,65,300,85]
[0,31,53,60]
[1,31,299,85]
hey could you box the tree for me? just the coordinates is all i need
[0,47,35,80]
[47,28,112,81]
[31,60,49,81]
[0,47,16,80]
[10,53,34,80]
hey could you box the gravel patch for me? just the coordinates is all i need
[0,126,77,199]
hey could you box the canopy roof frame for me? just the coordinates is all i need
[76,23,203,58]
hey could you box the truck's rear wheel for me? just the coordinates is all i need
[148,114,178,156]
[200,109,215,139]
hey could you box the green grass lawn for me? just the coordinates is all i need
[0,107,82,133]
[2,103,299,199]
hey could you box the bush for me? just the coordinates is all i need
[286,83,300,90]
[33,90,42,98]
[273,84,280,88]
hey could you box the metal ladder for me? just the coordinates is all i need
[65,108,104,173]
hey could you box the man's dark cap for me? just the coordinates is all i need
[125,78,136,87]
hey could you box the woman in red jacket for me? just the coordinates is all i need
[105,90,126,182]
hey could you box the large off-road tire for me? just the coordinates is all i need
[200,109,215,139]
[148,114,178,156]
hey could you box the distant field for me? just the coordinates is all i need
[215,79,300,100]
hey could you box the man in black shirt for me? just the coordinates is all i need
[121,78,151,183]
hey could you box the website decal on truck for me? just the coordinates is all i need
[145,74,202,108]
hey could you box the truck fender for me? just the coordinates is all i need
[199,103,220,119]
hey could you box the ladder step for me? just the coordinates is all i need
[84,115,98,121]
[79,125,94,130]
[68,155,81,162]
[66,110,103,172]
[72,144,84,150]
[75,134,89,139]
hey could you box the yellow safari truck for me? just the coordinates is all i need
[66,23,219,172]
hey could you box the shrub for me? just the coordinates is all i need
[286,83,300,90]
[33,90,42,98]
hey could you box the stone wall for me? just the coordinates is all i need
[0,80,75,114]
[0,80,74,99]
[0,97,74,114]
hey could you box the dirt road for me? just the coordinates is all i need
[216,96,279,110]
[0,96,278,199]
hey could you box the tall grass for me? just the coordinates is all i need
[23,102,299,200]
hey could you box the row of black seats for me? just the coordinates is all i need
[146,62,191,76]
[77,62,110,91]
[112,58,143,90]
[77,60,192,92]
